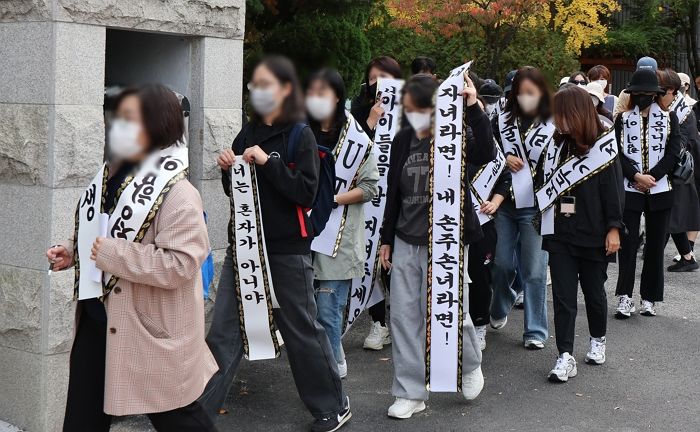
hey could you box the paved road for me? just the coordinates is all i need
[114,246,700,432]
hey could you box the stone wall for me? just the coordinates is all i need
[0,1,245,430]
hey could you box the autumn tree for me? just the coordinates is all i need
[386,0,549,77]
[541,0,621,54]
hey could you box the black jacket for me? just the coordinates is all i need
[680,110,700,183]
[351,84,375,139]
[541,139,625,252]
[222,121,320,254]
[614,111,681,212]
[381,104,496,246]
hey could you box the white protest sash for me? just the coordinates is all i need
[344,78,404,334]
[230,160,280,361]
[469,145,506,225]
[74,145,190,299]
[621,103,671,194]
[427,61,471,393]
[312,113,372,257]
[536,130,618,235]
[498,114,555,208]
[670,92,692,124]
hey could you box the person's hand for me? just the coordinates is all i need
[461,73,478,106]
[634,173,656,190]
[90,237,106,261]
[367,98,385,130]
[480,200,500,215]
[217,149,236,170]
[379,244,392,270]
[242,145,269,166]
[633,183,649,193]
[605,227,621,256]
[506,155,525,173]
[46,245,72,271]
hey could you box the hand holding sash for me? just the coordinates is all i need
[460,74,478,107]
[506,154,525,172]
[217,148,236,170]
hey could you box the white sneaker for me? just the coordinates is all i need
[489,315,507,330]
[548,352,577,383]
[640,300,657,316]
[514,291,524,309]
[615,295,635,319]
[524,339,545,350]
[475,325,487,351]
[585,337,606,365]
[462,366,484,400]
[363,321,391,350]
[337,360,347,379]
[387,398,425,419]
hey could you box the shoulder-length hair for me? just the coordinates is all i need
[656,68,682,111]
[587,65,611,82]
[504,66,552,123]
[306,68,348,139]
[250,55,305,125]
[402,74,439,109]
[113,84,185,150]
[553,84,605,156]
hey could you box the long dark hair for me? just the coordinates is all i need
[306,68,347,141]
[568,71,589,85]
[250,55,304,124]
[553,84,604,156]
[504,66,552,123]
[113,84,184,150]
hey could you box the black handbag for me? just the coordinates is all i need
[674,147,695,182]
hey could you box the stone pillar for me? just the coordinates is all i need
[0,2,245,431]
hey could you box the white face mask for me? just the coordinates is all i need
[305,96,336,121]
[517,94,540,114]
[595,79,608,92]
[484,103,497,116]
[250,87,279,116]
[405,111,432,133]
[108,119,142,160]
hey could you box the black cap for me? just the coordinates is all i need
[479,79,503,103]
[503,70,518,93]
[624,68,664,94]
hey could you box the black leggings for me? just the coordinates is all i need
[63,309,217,432]
[468,222,497,327]
[671,232,692,256]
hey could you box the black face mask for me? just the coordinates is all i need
[366,82,378,99]
[631,94,655,110]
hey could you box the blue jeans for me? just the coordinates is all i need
[315,279,351,362]
[491,201,549,342]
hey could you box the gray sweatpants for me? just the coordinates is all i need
[390,236,482,401]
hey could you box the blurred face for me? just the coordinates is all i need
[403,92,432,134]
[248,64,291,117]
[305,79,339,122]
[368,66,394,86]
[516,78,543,115]
[108,94,149,161]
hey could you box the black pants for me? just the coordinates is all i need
[468,222,497,327]
[616,207,671,302]
[549,252,608,355]
[368,266,391,325]
[200,250,344,419]
[63,309,217,432]
[671,232,692,256]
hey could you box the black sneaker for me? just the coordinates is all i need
[667,257,700,272]
[311,397,352,432]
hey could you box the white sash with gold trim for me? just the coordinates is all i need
[670,93,692,124]
[344,78,404,334]
[470,145,506,225]
[427,61,471,393]
[498,113,554,208]
[536,129,618,235]
[74,145,189,300]
[312,113,373,257]
[621,103,671,194]
[230,160,280,360]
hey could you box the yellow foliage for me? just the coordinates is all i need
[536,0,621,54]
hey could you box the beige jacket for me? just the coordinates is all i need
[66,179,218,416]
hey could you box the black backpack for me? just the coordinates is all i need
[287,123,336,238]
